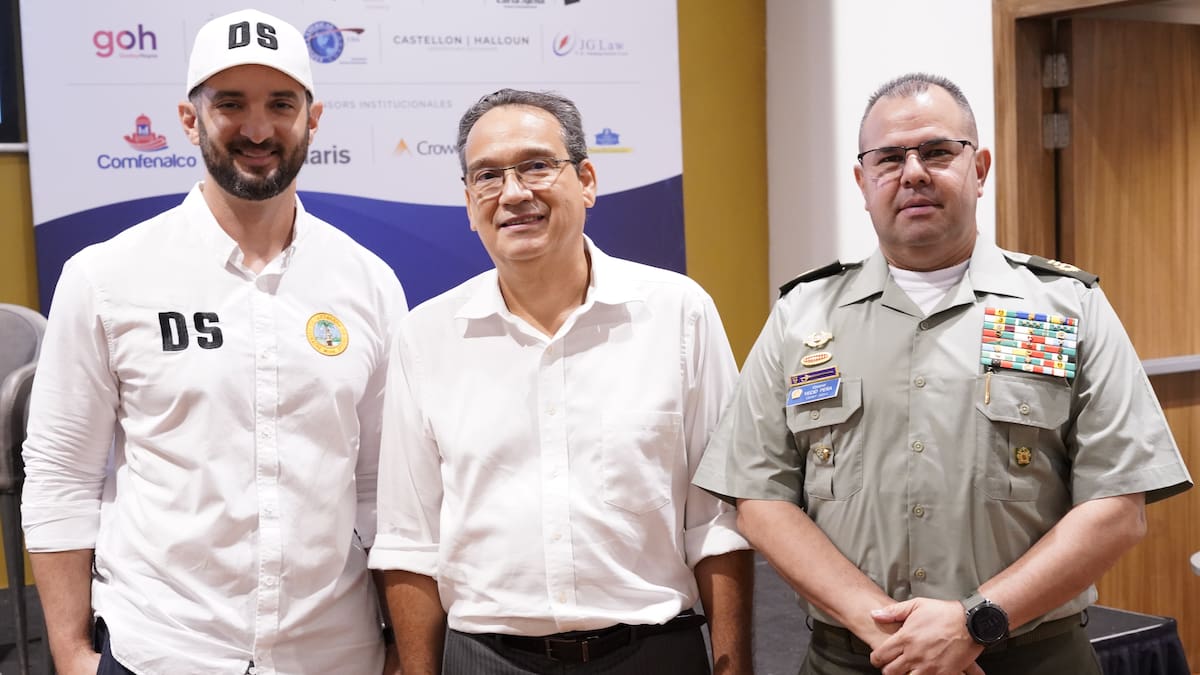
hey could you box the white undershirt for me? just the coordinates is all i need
[889,259,970,315]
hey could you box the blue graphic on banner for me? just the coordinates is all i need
[35,176,685,311]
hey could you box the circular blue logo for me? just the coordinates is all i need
[305,21,345,64]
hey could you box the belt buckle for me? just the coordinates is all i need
[543,635,597,663]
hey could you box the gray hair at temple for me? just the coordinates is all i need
[456,89,589,174]
[858,73,979,149]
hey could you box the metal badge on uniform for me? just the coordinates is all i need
[1014,446,1033,467]
[980,307,1079,379]
[801,351,833,367]
[812,446,833,464]
[307,312,349,356]
[787,366,841,407]
[803,330,833,349]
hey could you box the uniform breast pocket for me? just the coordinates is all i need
[601,411,683,514]
[785,379,864,502]
[975,375,1070,501]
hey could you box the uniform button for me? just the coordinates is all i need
[556,593,567,603]
[914,568,927,580]
[810,410,821,420]
[263,576,277,587]
[913,505,925,517]
[551,532,562,542]
[1018,402,1031,415]
[912,440,924,452]
[547,407,557,416]
[914,376,926,388]
[919,321,930,330]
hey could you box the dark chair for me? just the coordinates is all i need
[0,303,48,675]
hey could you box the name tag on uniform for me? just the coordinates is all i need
[787,377,841,406]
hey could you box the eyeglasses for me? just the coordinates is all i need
[463,157,577,200]
[856,139,975,180]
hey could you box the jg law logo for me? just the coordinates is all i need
[97,115,197,171]
[551,32,627,57]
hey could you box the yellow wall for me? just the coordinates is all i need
[678,0,769,363]
[0,152,38,310]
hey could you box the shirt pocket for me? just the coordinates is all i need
[785,378,864,502]
[601,411,683,514]
[974,374,1070,501]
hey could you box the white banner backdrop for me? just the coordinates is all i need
[21,0,684,308]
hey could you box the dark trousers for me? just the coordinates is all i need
[800,616,1102,675]
[444,625,711,675]
[93,618,138,675]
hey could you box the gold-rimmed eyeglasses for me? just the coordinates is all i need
[857,139,975,180]
[462,157,577,200]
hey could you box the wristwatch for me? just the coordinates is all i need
[961,593,1009,645]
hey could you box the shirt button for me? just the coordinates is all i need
[263,576,277,587]
[914,376,926,388]
[556,592,567,603]
[1018,402,1032,415]
[919,321,930,330]
[547,406,557,416]
[810,410,821,420]
[912,505,925,517]
[912,440,924,453]
[914,568,927,580]
[551,533,562,542]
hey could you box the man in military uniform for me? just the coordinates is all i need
[693,73,1192,675]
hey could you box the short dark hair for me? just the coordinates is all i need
[456,89,588,173]
[858,73,978,149]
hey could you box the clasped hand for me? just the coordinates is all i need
[866,598,986,675]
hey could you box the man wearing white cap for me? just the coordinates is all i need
[22,9,405,675]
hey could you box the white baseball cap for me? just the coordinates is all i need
[186,9,314,97]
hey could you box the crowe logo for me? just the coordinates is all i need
[94,24,158,58]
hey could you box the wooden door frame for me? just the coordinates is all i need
[991,0,1145,257]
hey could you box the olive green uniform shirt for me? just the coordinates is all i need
[694,240,1192,633]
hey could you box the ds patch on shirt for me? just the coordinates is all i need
[979,307,1078,379]
[307,313,349,356]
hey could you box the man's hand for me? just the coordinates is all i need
[867,598,985,675]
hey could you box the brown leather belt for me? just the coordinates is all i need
[485,611,707,663]
[811,612,1086,656]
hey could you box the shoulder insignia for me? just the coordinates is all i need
[1021,255,1099,288]
[779,261,856,298]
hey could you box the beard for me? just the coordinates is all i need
[197,116,309,201]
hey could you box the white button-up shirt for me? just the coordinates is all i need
[369,239,748,636]
[22,185,407,675]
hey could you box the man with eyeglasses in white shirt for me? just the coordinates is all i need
[693,72,1191,675]
[369,88,755,675]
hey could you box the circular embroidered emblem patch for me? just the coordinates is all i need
[307,313,349,356]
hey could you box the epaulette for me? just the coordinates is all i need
[778,261,856,298]
[1019,255,1099,288]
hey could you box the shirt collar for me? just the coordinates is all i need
[184,182,308,274]
[837,236,1028,308]
[455,235,643,321]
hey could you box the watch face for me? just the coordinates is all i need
[969,604,1009,643]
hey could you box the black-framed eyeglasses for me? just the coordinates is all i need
[462,157,578,200]
[857,139,975,180]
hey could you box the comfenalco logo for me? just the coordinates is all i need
[98,115,197,170]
